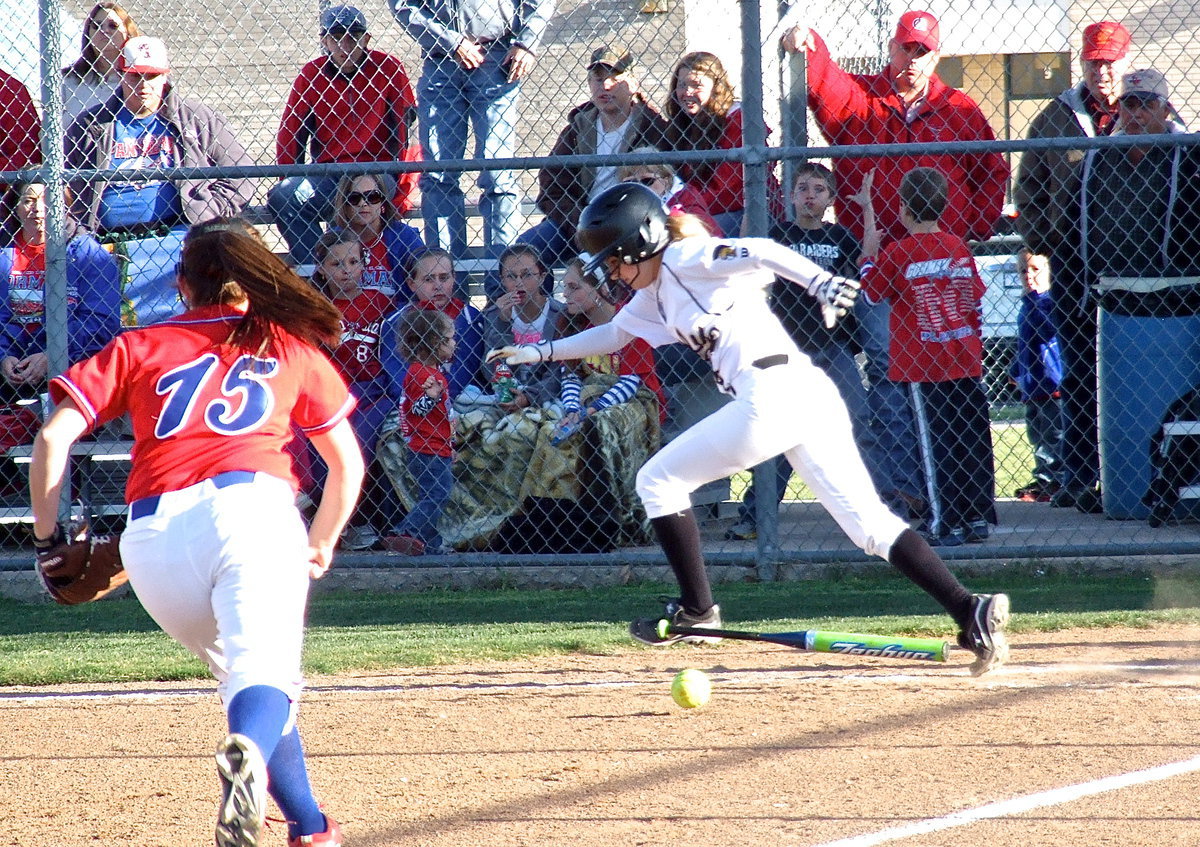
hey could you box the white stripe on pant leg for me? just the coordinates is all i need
[909,382,942,534]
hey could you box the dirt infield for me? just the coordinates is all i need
[4,626,1200,847]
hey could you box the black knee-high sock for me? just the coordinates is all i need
[888,529,974,627]
[650,510,714,615]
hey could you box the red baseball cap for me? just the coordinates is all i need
[1082,21,1131,62]
[894,11,940,51]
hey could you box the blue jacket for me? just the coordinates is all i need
[1010,290,1062,402]
[379,298,484,402]
[0,224,121,363]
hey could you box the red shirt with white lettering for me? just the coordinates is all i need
[330,288,393,384]
[862,231,985,383]
[49,304,354,501]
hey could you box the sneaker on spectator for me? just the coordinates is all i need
[963,520,989,543]
[339,524,379,551]
[917,526,965,547]
[723,517,757,541]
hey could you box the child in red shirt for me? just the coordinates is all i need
[861,167,997,547]
[312,229,396,549]
[390,307,457,555]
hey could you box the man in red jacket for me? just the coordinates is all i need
[268,4,418,266]
[780,9,1009,523]
[781,10,1008,245]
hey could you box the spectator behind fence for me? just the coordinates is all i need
[391,0,557,265]
[0,181,120,400]
[1013,21,1132,512]
[1,67,40,179]
[1065,68,1200,513]
[389,307,458,556]
[518,45,667,276]
[60,2,140,127]
[65,36,254,325]
[311,229,396,551]
[329,172,424,303]
[551,255,666,443]
[780,9,1009,245]
[269,4,419,267]
[861,167,996,548]
[1010,247,1063,503]
[379,247,483,405]
[479,243,565,410]
[664,51,779,236]
[726,162,876,541]
[615,154,723,237]
[781,9,1007,519]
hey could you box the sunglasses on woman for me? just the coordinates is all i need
[634,175,662,187]
[347,190,386,206]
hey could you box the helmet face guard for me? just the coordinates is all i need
[577,182,670,275]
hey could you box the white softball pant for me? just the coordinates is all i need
[637,359,910,559]
[120,471,312,707]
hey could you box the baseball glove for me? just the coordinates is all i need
[33,522,127,605]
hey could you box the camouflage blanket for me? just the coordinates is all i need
[378,374,661,551]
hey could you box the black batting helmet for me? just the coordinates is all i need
[576,182,670,275]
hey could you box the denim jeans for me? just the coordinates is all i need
[266,175,341,266]
[418,48,520,262]
[855,297,924,499]
[396,450,454,548]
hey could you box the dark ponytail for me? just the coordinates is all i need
[178,217,342,353]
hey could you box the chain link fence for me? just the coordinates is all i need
[2,0,1200,572]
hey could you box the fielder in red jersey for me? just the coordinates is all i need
[29,218,362,847]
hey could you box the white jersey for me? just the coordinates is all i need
[611,236,831,395]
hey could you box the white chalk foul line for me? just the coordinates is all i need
[810,753,1200,847]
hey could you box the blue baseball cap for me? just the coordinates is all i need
[320,4,368,35]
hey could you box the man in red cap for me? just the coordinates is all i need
[1012,21,1134,514]
[779,9,1009,521]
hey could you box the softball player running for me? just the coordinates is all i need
[29,218,362,846]
[489,183,1009,675]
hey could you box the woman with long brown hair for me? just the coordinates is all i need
[61,1,140,125]
[30,217,359,847]
[664,51,780,235]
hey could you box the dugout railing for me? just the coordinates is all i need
[3,0,1200,574]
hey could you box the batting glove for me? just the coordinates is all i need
[812,275,861,327]
[485,344,547,366]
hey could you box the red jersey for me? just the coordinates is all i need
[50,305,355,501]
[399,362,453,458]
[330,288,393,384]
[862,231,985,383]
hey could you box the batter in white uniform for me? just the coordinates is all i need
[489,182,1009,675]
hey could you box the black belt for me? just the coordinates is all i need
[752,354,789,370]
[129,470,258,520]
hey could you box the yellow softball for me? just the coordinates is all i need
[670,668,712,709]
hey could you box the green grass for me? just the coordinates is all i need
[2,572,1199,686]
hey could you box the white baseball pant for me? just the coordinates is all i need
[120,471,311,707]
[637,359,909,559]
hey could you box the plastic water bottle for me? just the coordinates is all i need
[550,416,582,446]
[493,362,518,404]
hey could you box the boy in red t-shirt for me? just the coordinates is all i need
[389,307,457,555]
[861,167,997,547]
